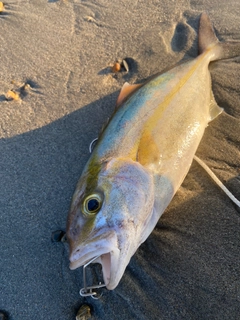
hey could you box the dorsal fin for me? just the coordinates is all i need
[116,82,142,108]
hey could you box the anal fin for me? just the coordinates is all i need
[209,90,223,121]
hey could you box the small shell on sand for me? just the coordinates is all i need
[51,230,65,242]
[111,59,130,73]
[5,90,19,101]
[112,62,121,73]
[23,83,31,90]
[122,59,129,72]
[0,2,4,13]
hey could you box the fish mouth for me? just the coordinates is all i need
[69,235,121,290]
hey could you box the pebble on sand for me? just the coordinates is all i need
[76,304,91,320]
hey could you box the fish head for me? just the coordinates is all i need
[66,157,155,290]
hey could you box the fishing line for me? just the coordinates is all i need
[193,155,240,208]
[89,138,98,153]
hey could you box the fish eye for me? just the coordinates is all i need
[82,194,102,216]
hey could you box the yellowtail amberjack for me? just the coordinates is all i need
[66,13,240,293]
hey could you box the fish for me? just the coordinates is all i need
[66,13,240,291]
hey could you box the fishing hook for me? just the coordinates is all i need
[79,255,106,299]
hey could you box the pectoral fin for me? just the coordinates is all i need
[137,129,161,170]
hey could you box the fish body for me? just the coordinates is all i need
[67,13,240,290]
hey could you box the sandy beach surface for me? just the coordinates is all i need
[1,1,240,319]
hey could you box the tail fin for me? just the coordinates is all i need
[198,12,240,61]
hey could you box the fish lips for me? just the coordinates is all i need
[68,232,122,290]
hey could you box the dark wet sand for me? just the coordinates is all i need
[0,1,240,319]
